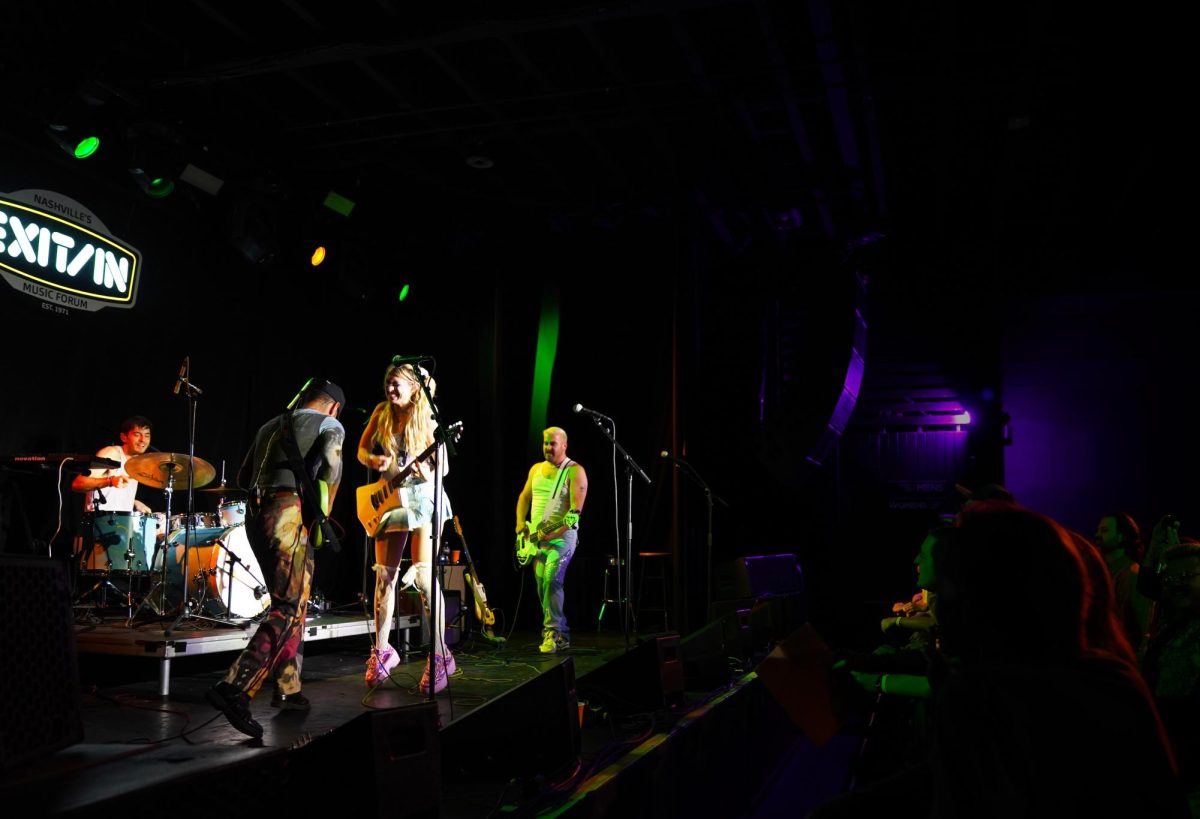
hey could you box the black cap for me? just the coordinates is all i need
[317,380,345,408]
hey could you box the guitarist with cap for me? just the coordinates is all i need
[206,378,345,738]
[515,426,588,654]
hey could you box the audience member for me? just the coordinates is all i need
[1140,541,1200,816]
[1094,510,1152,649]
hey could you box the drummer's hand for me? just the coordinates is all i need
[109,474,129,489]
[134,500,152,514]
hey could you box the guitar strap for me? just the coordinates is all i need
[541,459,573,526]
[278,412,342,553]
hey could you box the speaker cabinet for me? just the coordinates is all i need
[297,703,441,818]
[716,553,805,600]
[578,633,684,713]
[0,555,83,771]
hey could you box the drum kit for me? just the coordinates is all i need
[76,451,270,625]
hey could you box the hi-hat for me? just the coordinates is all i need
[125,452,215,489]
[197,485,249,495]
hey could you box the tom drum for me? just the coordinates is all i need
[82,511,158,572]
[218,500,247,527]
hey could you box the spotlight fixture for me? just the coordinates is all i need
[126,122,184,199]
[47,124,101,159]
[44,80,111,159]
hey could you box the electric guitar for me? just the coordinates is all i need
[515,511,578,566]
[355,422,463,536]
[452,515,504,642]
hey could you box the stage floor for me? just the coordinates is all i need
[4,608,649,818]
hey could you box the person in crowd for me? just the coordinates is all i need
[1094,510,1152,649]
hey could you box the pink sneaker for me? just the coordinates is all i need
[365,646,399,688]
[419,654,449,695]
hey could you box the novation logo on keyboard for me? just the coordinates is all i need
[0,190,143,313]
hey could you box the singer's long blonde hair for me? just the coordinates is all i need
[371,363,437,462]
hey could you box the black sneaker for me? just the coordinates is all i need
[271,690,311,711]
[205,681,263,739]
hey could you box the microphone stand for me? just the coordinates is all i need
[664,455,728,627]
[167,369,203,636]
[582,413,650,651]
[410,365,457,702]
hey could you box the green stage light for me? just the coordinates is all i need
[130,168,174,199]
[398,284,410,302]
[323,191,356,218]
[74,135,100,159]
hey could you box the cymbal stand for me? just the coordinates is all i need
[130,468,182,626]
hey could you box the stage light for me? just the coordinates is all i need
[129,169,175,199]
[126,122,183,199]
[45,81,111,160]
[46,124,101,159]
[397,284,410,302]
[323,191,355,217]
[311,246,327,266]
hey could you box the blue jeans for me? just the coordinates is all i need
[534,529,576,636]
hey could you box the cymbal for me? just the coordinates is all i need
[124,452,216,489]
[197,485,249,495]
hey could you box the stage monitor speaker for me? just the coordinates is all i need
[441,656,580,783]
[295,702,441,818]
[0,555,83,771]
[578,633,684,713]
[716,552,806,601]
[679,608,748,690]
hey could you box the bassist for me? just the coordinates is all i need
[515,426,588,654]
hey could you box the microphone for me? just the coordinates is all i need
[173,356,188,395]
[391,354,433,366]
[573,403,611,419]
[660,451,687,465]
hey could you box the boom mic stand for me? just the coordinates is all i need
[581,409,650,651]
[661,452,728,628]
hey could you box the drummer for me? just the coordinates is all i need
[71,415,154,514]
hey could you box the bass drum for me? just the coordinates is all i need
[152,526,270,619]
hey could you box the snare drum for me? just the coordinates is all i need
[170,511,219,531]
[152,526,269,619]
[218,500,247,527]
[82,511,159,572]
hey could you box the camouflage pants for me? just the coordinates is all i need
[222,493,312,699]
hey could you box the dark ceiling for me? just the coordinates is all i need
[2,2,1181,295]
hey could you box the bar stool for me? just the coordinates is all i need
[636,551,671,632]
[597,555,625,631]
